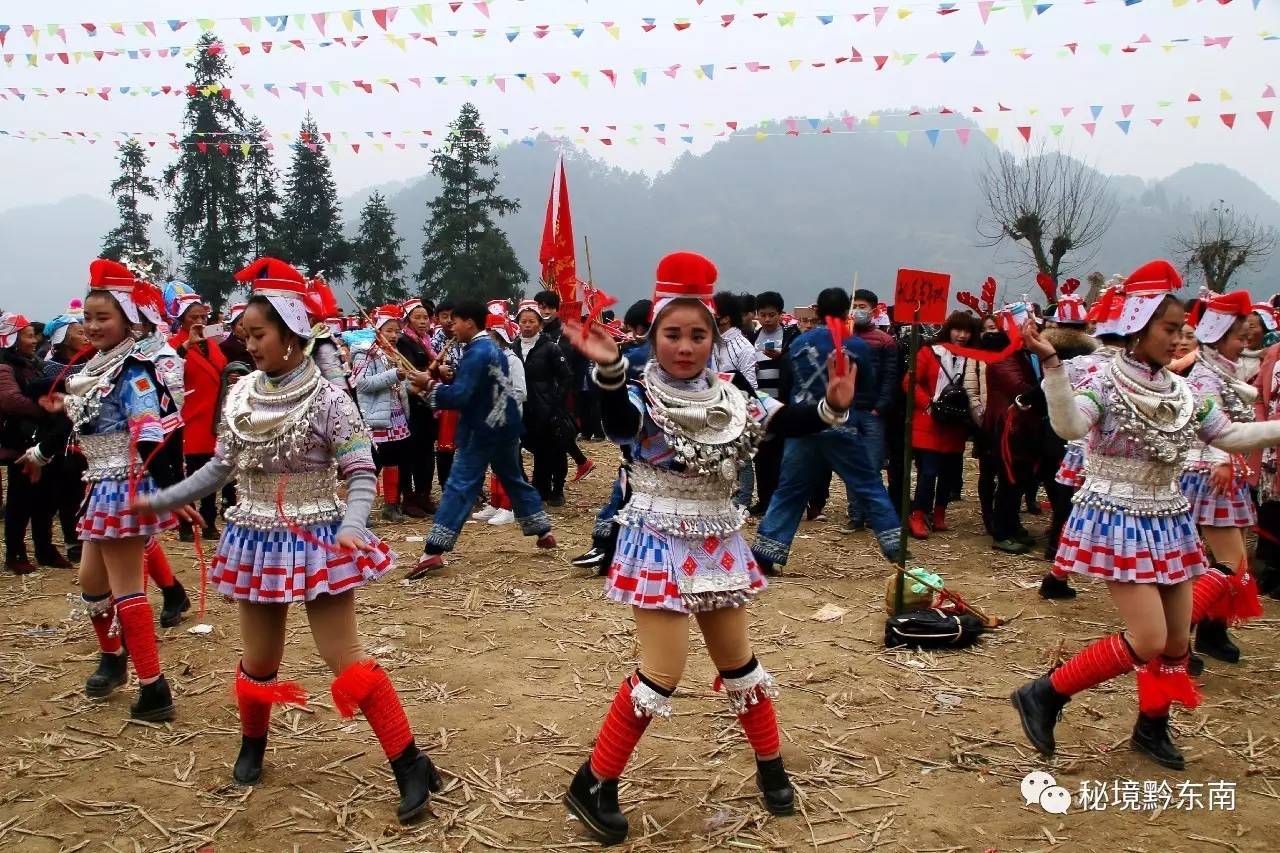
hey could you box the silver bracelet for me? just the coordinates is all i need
[818,399,850,426]
[593,357,628,390]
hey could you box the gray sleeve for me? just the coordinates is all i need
[338,468,377,538]
[148,455,235,511]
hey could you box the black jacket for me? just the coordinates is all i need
[515,333,575,441]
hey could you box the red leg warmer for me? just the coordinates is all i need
[236,663,308,738]
[83,593,122,655]
[590,674,660,780]
[331,660,414,760]
[1049,633,1141,697]
[144,538,176,588]
[1190,569,1232,624]
[1136,654,1203,717]
[114,593,161,681]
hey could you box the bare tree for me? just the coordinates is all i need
[1172,200,1277,293]
[977,145,1117,286]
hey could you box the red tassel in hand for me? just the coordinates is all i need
[581,285,618,343]
[826,316,848,376]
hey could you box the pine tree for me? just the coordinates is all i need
[351,191,409,304]
[163,33,249,310]
[277,114,350,279]
[100,139,162,272]
[418,103,527,303]
[242,116,283,258]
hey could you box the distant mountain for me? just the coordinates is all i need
[7,125,1278,322]
[352,123,1280,312]
[2,195,118,318]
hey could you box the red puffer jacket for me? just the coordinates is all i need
[168,331,227,455]
[908,345,968,454]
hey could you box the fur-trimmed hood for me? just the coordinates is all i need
[1043,326,1099,361]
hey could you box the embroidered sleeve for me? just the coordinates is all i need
[119,364,164,444]
[326,388,375,476]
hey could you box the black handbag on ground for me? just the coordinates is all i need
[884,608,985,649]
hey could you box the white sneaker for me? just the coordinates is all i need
[488,508,516,526]
[472,505,499,522]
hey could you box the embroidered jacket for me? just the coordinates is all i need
[429,334,522,444]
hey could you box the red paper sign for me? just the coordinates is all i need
[894,269,951,325]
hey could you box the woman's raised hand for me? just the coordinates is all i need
[562,318,622,365]
[1022,320,1057,360]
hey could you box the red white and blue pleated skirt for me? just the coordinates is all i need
[78,477,177,541]
[210,520,395,604]
[1054,502,1208,585]
[1178,469,1257,528]
[1055,443,1086,488]
[606,523,766,613]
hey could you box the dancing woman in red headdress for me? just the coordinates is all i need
[43,260,183,721]
[556,252,858,845]
[1013,261,1280,770]
[136,258,442,825]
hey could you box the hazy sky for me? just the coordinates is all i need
[1,0,1277,213]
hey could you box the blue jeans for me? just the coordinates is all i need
[735,460,755,508]
[846,409,886,522]
[426,436,550,551]
[753,430,901,565]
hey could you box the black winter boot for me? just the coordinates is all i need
[1039,573,1077,600]
[1131,714,1185,770]
[1010,675,1070,756]
[390,741,442,825]
[130,674,175,722]
[564,760,628,845]
[233,735,268,785]
[85,651,128,698]
[1195,620,1240,664]
[159,580,191,628]
[755,756,795,816]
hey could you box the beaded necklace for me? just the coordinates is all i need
[1104,354,1197,464]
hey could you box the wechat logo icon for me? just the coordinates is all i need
[1021,770,1071,814]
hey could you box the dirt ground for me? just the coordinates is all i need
[1,449,1277,853]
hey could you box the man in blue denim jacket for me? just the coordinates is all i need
[413,300,555,577]
[752,288,902,570]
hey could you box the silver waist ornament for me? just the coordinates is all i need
[226,467,344,530]
[641,362,761,481]
[1076,454,1188,517]
[79,431,132,482]
[616,463,744,538]
[1103,358,1196,466]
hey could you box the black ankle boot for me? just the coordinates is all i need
[390,741,441,825]
[233,735,268,785]
[1039,574,1077,600]
[564,760,628,845]
[130,674,175,722]
[159,581,191,628]
[85,651,128,698]
[1010,675,1070,756]
[755,757,795,816]
[1195,620,1240,664]
[1131,714,1185,770]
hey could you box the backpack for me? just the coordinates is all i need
[928,354,971,426]
[884,608,986,649]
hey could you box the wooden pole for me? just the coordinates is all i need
[893,307,922,615]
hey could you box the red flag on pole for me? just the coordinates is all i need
[538,157,578,305]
